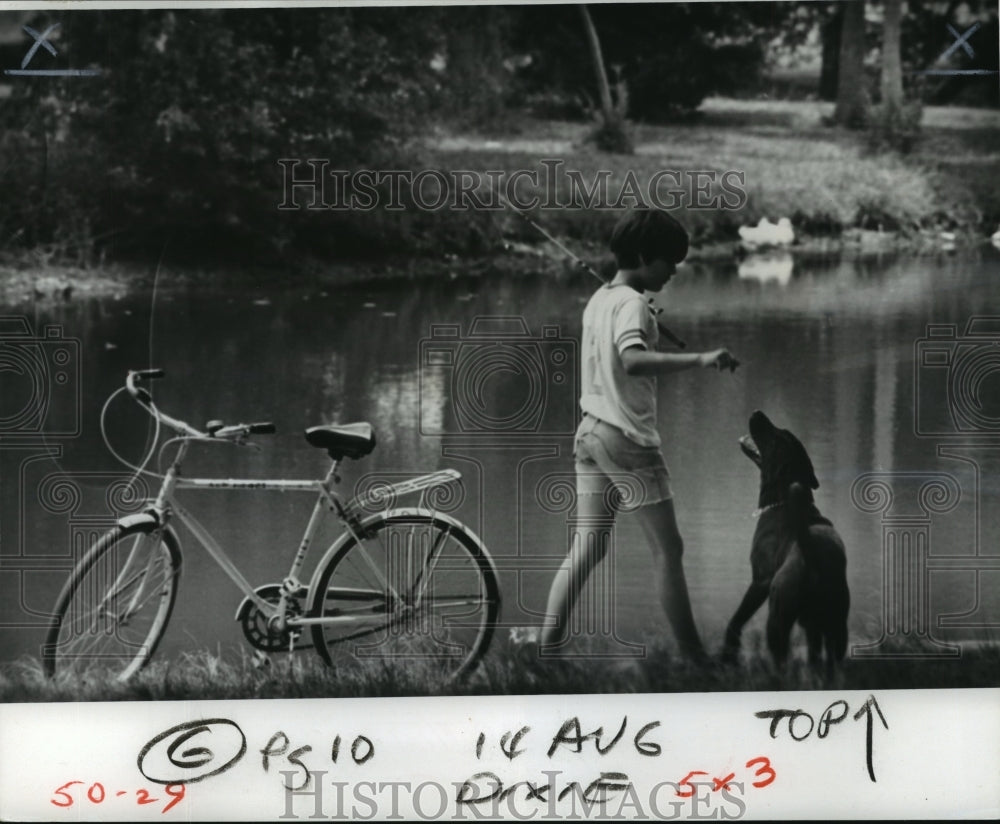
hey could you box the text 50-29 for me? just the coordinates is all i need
[50,780,185,814]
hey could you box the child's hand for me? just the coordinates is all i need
[700,349,740,372]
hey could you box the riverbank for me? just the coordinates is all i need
[2,97,997,302]
[4,233,996,305]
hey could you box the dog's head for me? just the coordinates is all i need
[740,410,818,507]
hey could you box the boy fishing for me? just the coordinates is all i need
[540,207,738,660]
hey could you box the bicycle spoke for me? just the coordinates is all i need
[350,524,402,605]
[99,534,145,612]
[122,539,164,617]
[411,525,449,608]
[310,514,499,679]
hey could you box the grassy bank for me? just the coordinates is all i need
[421,97,1000,254]
[2,97,997,300]
[3,634,997,702]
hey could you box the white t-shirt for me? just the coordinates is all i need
[579,282,660,447]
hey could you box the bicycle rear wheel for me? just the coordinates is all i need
[43,521,182,681]
[308,511,500,681]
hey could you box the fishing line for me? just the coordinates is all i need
[480,174,689,349]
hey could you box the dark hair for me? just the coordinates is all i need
[609,207,689,269]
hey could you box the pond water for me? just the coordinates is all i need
[3,247,1000,667]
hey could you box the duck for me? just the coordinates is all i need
[738,217,795,249]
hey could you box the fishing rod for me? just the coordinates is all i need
[484,181,688,350]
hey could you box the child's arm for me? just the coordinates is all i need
[621,346,737,375]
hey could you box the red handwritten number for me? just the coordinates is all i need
[162,784,185,814]
[51,780,82,808]
[746,756,776,788]
[676,770,708,798]
[50,781,184,812]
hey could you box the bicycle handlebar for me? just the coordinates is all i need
[126,369,160,400]
[214,422,277,438]
[125,369,275,441]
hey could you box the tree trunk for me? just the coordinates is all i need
[819,4,842,101]
[873,0,921,150]
[880,0,903,114]
[578,4,615,121]
[834,0,868,128]
[577,4,632,153]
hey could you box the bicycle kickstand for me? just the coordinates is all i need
[282,628,304,679]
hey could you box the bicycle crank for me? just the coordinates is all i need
[236,584,313,652]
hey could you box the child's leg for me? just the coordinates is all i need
[539,476,616,648]
[634,498,705,659]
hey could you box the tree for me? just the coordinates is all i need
[511,3,776,124]
[869,0,922,151]
[834,0,869,127]
[577,4,632,153]
[819,3,843,101]
[880,0,904,116]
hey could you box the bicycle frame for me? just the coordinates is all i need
[146,436,462,630]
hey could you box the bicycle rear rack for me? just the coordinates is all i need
[342,468,462,529]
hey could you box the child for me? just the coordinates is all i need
[540,207,737,660]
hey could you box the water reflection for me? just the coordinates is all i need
[738,251,794,286]
[3,248,1000,667]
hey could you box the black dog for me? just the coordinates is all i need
[723,410,849,678]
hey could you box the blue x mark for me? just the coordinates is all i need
[20,23,60,70]
[938,22,979,62]
[5,21,101,77]
[914,21,997,76]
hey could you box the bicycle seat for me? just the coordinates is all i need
[304,423,376,460]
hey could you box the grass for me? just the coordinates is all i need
[3,633,997,703]
[420,96,1000,255]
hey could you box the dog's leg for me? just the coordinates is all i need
[766,566,801,672]
[824,623,849,683]
[805,624,823,674]
[722,582,769,660]
[765,605,794,670]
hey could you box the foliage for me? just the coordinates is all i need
[627,40,765,121]
[0,8,450,262]
[0,4,996,269]
[583,114,634,154]
[510,3,782,122]
[431,6,517,131]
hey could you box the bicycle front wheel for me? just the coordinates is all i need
[43,521,182,681]
[308,511,500,681]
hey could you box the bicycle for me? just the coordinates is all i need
[43,369,501,683]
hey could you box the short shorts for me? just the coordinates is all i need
[573,413,673,508]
